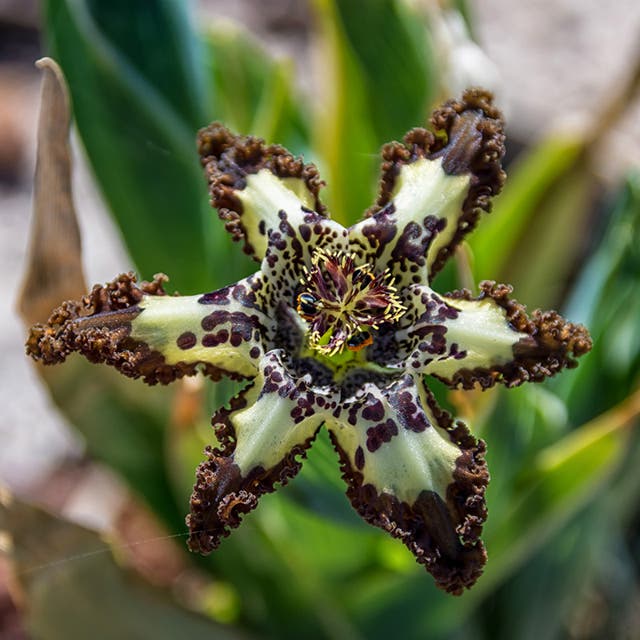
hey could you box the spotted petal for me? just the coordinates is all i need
[349,89,505,288]
[26,273,270,384]
[327,373,488,594]
[395,281,592,390]
[187,350,330,552]
[198,123,331,261]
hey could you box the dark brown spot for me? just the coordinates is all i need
[197,122,327,261]
[299,224,311,241]
[177,331,197,350]
[198,289,231,305]
[366,418,398,452]
[395,390,429,432]
[355,446,365,470]
[391,221,433,267]
[202,330,229,347]
[362,398,385,422]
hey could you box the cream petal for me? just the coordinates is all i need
[26,272,271,384]
[187,350,334,552]
[326,373,488,594]
[198,123,328,261]
[349,89,505,288]
[396,282,592,389]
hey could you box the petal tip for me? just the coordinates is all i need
[186,436,317,554]
[197,122,326,259]
[367,89,506,277]
[444,281,593,389]
[23,272,222,385]
[25,271,157,363]
[329,405,490,595]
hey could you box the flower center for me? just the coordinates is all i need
[296,248,406,356]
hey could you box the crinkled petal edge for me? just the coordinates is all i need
[197,122,326,258]
[186,384,321,552]
[367,88,506,277]
[330,393,489,595]
[441,281,593,390]
[25,272,245,385]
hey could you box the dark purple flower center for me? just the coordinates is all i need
[296,249,405,355]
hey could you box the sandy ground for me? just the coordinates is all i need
[1,0,640,492]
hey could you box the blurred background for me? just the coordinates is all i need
[1,1,640,638]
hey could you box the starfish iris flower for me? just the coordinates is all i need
[26,90,591,594]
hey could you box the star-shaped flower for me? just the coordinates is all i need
[26,90,591,594]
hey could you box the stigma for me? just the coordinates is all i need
[296,249,405,356]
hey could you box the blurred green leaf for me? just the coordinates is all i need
[482,389,640,595]
[84,0,211,129]
[312,0,436,223]
[205,24,310,152]
[312,0,379,223]
[502,166,592,308]
[332,0,435,142]
[41,358,185,532]
[281,430,367,526]
[557,173,640,423]
[471,132,584,288]
[44,0,252,293]
[2,498,245,640]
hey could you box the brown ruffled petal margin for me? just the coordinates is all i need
[368,88,506,277]
[444,281,593,390]
[187,448,316,554]
[186,400,319,553]
[197,122,326,258]
[25,272,235,385]
[330,392,489,595]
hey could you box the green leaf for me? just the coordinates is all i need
[41,358,185,532]
[501,167,592,308]
[44,0,252,293]
[205,23,310,152]
[481,389,640,595]
[84,0,211,129]
[312,0,436,223]
[332,0,435,142]
[557,173,640,419]
[281,430,367,527]
[471,132,584,286]
[311,0,380,223]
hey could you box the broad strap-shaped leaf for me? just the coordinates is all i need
[198,122,332,261]
[26,272,271,384]
[349,89,505,288]
[395,281,592,389]
[326,373,488,594]
[44,0,218,293]
[187,350,328,552]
